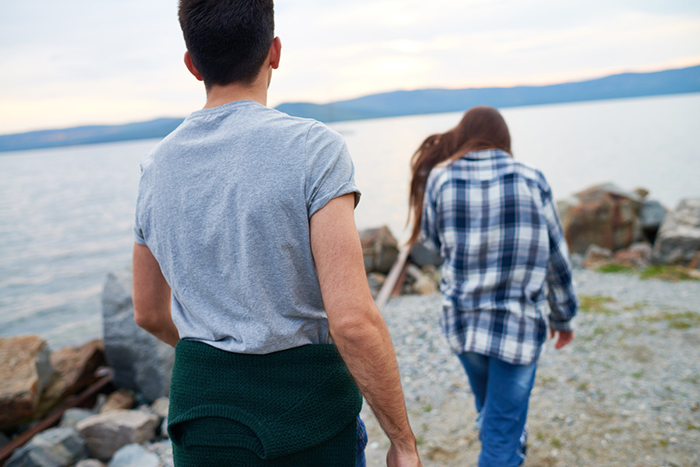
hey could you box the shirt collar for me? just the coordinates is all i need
[461,148,512,160]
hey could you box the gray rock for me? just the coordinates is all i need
[76,409,159,460]
[409,242,443,268]
[102,269,174,402]
[6,427,87,467]
[146,440,173,467]
[653,198,700,265]
[160,416,169,439]
[570,253,584,270]
[108,444,159,467]
[60,408,94,428]
[640,200,667,229]
[75,461,107,467]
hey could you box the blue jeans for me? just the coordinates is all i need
[458,352,537,467]
[356,416,368,467]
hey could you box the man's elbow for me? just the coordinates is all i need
[329,306,385,345]
[133,305,161,333]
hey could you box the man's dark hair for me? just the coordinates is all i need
[179,0,275,88]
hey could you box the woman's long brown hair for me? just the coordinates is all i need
[408,106,512,245]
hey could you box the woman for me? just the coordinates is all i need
[408,106,578,467]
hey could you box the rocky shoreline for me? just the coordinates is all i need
[1,183,699,466]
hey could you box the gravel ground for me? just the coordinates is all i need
[361,270,700,467]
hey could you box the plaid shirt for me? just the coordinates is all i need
[422,149,577,365]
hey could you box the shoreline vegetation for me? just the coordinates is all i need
[1,64,699,153]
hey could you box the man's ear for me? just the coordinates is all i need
[184,51,204,81]
[269,36,281,70]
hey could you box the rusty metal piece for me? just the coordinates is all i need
[0,369,113,466]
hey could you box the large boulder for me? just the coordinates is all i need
[0,336,53,430]
[35,340,106,419]
[76,410,159,460]
[561,183,644,254]
[359,226,399,274]
[653,198,700,265]
[639,200,667,243]
[102,269,174,402]
[6,427,88,467]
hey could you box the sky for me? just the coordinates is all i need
[1,0,699,134]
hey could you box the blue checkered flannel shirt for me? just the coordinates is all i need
[422,149,578,365]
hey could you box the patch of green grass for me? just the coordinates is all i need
[638,311,700,330]
[632,370,645,379]
[596,263,636,274]
[623,391,635,398]
[623,301,648,311]
[550,437,562,449]
[579,295,617,315]
[536,431,545,441]
[685,421,700,431]
[658,438,669,447]
[682,375,699,385]
[422,404,433,413]
[416,435,426,446]
[640,265,700,282]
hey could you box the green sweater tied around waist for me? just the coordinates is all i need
[168,340,363,467]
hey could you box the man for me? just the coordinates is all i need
[132,1,421,466]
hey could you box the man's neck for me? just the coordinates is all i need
[203,77,268,109]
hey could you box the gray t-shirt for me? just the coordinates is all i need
[134,100,360,354]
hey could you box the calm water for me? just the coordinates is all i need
[1,93,699,348]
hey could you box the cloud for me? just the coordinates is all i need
[0,0,699,133]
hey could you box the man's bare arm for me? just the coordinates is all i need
[132,243,179,347]
[310,193,421,466]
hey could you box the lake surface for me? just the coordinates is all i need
[1,93,698,349]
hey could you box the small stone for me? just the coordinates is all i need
[77,409,159,460]
[75,461,108,467]
[108,444,159,467]
[60,408,95,428]
[6,427,87,467]
[150,397,169,419]
[583,244,613,269]
[100,390,135,413]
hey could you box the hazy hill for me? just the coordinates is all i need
[1,64,698,153]
[276,64,700,122]
[0,118,184,154]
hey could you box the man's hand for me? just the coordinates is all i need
[387,444,422,467]
[550,329,574,349]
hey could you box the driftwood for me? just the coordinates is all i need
[0,369,113,466]
[375,245,411,311]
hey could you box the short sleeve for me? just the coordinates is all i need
[305,123,361,217]
[133,219,146,245]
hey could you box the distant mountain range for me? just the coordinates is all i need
[2,64,699,153]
